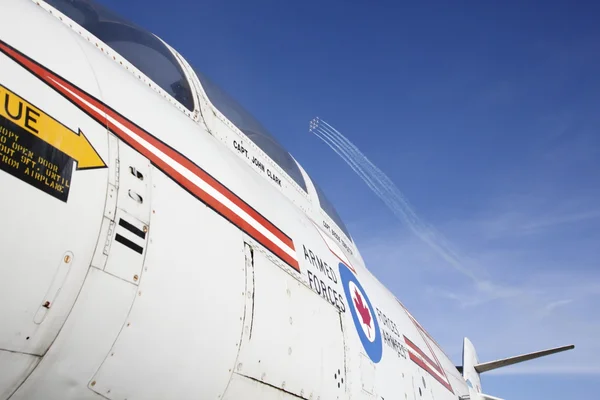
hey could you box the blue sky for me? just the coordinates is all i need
[100,0,599,398]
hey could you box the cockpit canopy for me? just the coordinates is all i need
[45,0,352,242]
[192,69,307,193]
[44,0,195,112]
[313,184,352,240]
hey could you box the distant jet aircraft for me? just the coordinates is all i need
[0,0,574,399]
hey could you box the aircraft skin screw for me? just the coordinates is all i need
[64,255,71,263]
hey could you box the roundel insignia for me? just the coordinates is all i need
[339,262,382,363]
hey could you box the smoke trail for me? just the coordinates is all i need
[310,119,397,203]
[314,122,471,278]
[309,117,478,282]
[320,120,393,186]
[311,128,386,199]
[319,121,419,213]
[311,121,422,231]
[315,122,418,222]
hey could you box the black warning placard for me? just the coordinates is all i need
[0,84,106,202]
[0,114,73,202]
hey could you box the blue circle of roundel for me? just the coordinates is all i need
[339,262,382,363]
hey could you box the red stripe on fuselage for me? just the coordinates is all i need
[404,336,443,374]
[407,350,454,392]
[0,39,299,272]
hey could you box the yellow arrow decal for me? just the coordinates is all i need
[0,84,106,170]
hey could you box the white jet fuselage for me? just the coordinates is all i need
[0,0,475,399]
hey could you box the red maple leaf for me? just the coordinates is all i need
[354,288,372,336]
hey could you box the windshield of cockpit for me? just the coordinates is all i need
[44,0,352,243]
[44,0,195,112]
[192,68,308,193]
[193,69,352,241]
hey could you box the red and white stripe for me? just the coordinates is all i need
[404,335,453,392]
[397,301,454,394]
[0,40,300,272]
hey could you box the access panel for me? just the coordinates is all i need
[235,245,347,400]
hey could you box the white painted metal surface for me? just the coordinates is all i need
[0,0,108,360]
[0,351,39,400]
[223,373,305,400]
[88,169,247,400]
[9,267,138,400]
[0,0,574,399]
[236,245,346,399]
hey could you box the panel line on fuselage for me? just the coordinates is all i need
[0,38,301,273]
